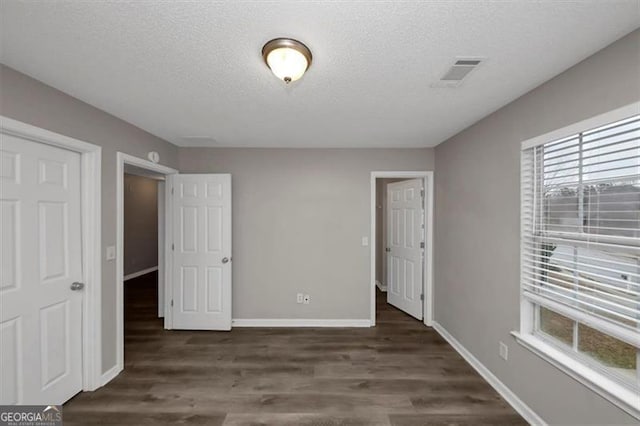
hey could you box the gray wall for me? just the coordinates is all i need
[179,148,434,319]
[433,29,640,425]
[123,174,158,276]
[0,64,179,373]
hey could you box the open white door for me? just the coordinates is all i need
[168,174,232,330]
[386,179,424,320]
[1,135,83,404]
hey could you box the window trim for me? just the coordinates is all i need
[534,323,635,391]
[518,101,640,420]
[525,292,640,349]
[521,103,640,151]
[512,331,640,419]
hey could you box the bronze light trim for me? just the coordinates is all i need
[262,38,313,83]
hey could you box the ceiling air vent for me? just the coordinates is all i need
[431,57,485,88]
[180,136,219,146]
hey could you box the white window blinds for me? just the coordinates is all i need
[521,114,640,346]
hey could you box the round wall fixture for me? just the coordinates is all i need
[262,38,312,84]
[147,151,160,163]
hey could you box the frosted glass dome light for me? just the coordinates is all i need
[262,38,312,84]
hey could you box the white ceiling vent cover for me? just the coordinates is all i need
[181,136,220,146]
[431,58,485,88]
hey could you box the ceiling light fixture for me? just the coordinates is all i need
[262,38,312,84]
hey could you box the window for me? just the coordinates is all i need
[517,104,640,416]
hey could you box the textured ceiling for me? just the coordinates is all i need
[1,1,639,148]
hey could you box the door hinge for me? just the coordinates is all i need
[420,294,424,301]
[385,247,391,252]
[171,187,174,195]
[420,241,425,249]
[420,188,425,199]
[172,243,174,251]
[171,299,174,307]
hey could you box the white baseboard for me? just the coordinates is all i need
[432,322,546,426]
[100,364,123,387]
[376,280,387,292]
[232,319,371,328]
[124,266,158,281]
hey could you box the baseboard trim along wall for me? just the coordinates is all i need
[375,280,387,292]
[123,266,158,281]
[100,364,123,387]
[432,322,546,426]
[232,319,371,327]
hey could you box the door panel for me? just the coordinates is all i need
[180,267,198,312]
[206,207,223,252]
[39,202,68,281]
[386,179,424,320]
[206,267,223,313]
[1,200,18,292]
[180,206,198,252]
[0,134,83,404]
[169,174,232,330]
[40,301,69,388]
[0,318,20,404]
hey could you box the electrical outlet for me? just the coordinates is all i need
[303,295,310,305]
[499,341,508,361]
[297,293,304,304]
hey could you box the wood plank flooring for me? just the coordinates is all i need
[64,273,526,425]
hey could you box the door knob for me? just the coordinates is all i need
[70,282,85,291]
[222,257,229,264]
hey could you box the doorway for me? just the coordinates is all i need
[122,171,164,371]
[114,155,234,381]
[115,153,177,378]
[370,171,434,327]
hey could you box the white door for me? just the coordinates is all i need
[169,174,232,330]
[1,134,83,404]
[386,179,424,319]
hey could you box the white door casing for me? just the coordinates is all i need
[386,179,424,320]
[158,181,165,318]
[1,135,83,404]
[169,174,232,330]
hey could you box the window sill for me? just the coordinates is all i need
[511,331,640,420]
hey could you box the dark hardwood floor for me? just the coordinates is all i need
[64,273,525,425]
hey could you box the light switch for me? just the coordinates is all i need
[361,237,369,246]
[106,246,116,261]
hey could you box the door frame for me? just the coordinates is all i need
[115,152,177,377]
[370,171,434,327]
[1,116,103,392]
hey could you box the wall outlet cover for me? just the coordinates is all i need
[499,341,508,360]
[297,293,304,304]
